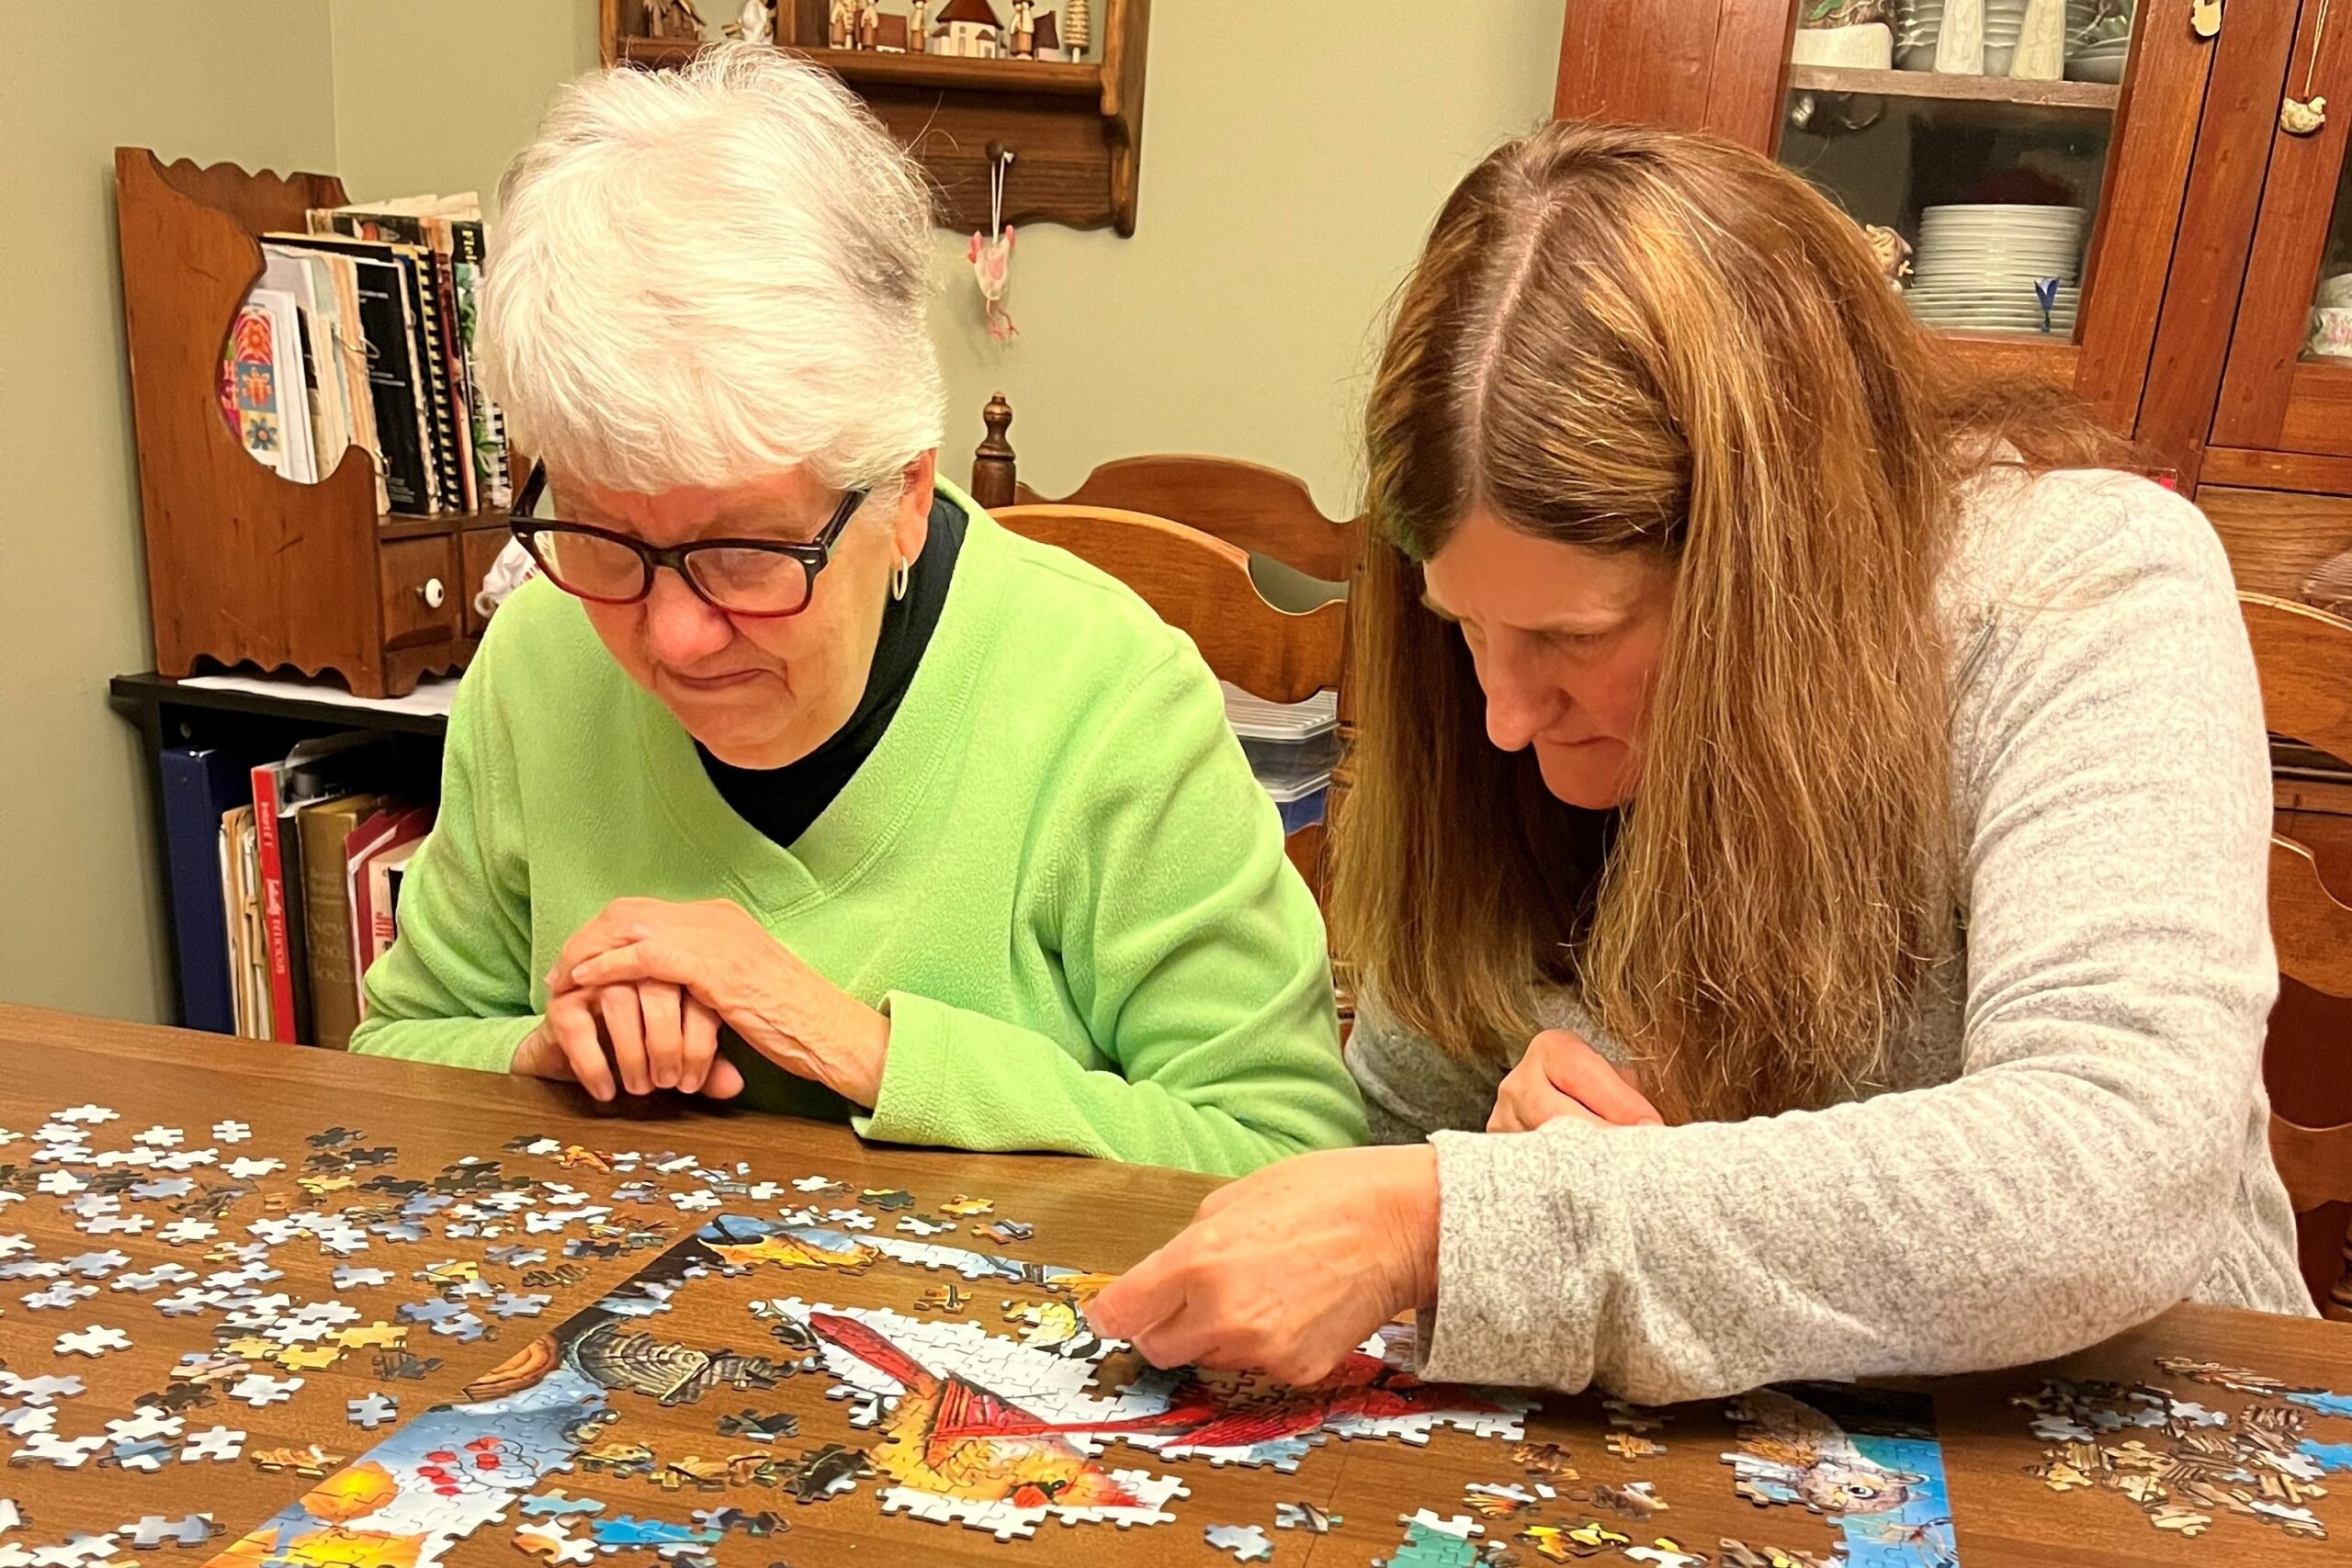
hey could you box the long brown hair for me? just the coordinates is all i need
[1331,121,2129,1122]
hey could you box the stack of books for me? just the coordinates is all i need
[220,193,511,517]
[157,738,435,1048]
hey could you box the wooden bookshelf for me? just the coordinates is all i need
[113,149,508,698]
[1787,64,2121,111]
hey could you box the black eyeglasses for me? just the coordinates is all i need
[509,460,869,618]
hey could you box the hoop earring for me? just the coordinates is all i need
[890,558,910,602]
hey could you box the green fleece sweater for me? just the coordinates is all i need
[348,486,1365,1176]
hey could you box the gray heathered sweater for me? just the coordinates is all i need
[1346,468,2314,1404]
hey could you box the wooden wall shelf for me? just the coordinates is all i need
[1786,64,2120,111]
[603,1,1151,235]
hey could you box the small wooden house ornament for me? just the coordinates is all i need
[929,0,1003,56]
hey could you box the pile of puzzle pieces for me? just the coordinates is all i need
[2016,1356,2352,1544]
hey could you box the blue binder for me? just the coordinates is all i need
[159,746,243,1032]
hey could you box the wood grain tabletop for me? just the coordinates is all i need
[0,1003,2343,1568]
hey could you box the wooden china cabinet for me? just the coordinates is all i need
[1551,0,2352,532]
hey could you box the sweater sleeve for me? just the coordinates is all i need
[1344,990,1510,1145]
[1417,476,2280,1403]
[857,648,1366,1177]
[346,637,542,1073]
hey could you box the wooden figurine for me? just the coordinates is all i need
[722,0,774,42]
[644,0,707,40]
[858,0,881,49]
[1062,0,1089,56]
[1010,0,1036,57]
[830,0,854,47]
[911,0,929,50]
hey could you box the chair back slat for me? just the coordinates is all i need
[1016,456,1364,582]
[995,504,1345,705]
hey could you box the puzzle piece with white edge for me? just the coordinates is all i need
[345,1393,398,1429]
[513,1523,594,1566]
[1402,1512,1483,1540]
[519,1493,605,1518]
[226,1373,300,1407]
[54,1106,118,1125]
[210,1122,250,1144]
[1623,1543,1707,1568]
[53,1325,130,1359]
[1274,1502,1339,1533]
[13,1433,106,1469]
[179,1426,244,1462]
[1205,1524,1274,1562]
[120,1516,216,1550]
[223,1157,281,1180]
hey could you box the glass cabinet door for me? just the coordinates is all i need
[1772,0,2143,344]
[2209,0,2352,461]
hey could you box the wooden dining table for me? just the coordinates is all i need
[0,1002,2343,1568]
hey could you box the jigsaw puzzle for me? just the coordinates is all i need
[25,1100,2326,1567]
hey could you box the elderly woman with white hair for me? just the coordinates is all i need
[346,46,1366,1176]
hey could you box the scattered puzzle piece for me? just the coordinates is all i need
[1204,1524,1273,1562]
[345,1393,399,1429]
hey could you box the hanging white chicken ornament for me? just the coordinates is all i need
[969,151,1017,340]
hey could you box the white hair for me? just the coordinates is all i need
[481,43,944,496]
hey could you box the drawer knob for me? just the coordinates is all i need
[418,577,447,610]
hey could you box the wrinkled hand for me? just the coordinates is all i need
[511,983,744,1101]
[1487,1028,1661,1134]
[1085,1146,1440,1387]
[548,897,890,1106]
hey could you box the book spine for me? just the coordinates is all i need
[424,222,478,513]
[401,253,464,513]
[248,766,298,1043]
[451,221,513,510]
[161,749,238,1033]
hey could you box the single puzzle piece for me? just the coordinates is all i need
[514,1521,596,1566]
[1204,1524,1273,1562]
[345,1393,399,1429]
[716,1410,798,1443]
[1273,1502,1338,1533]
[520,1493,608,1518]
[1604,1433,1664,1461]
[225,1373,301,1407]
[1376,1518,1480,1568]
[52,1325,130,1359]
[119,1516,216,1550]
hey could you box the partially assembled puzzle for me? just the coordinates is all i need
[0,1102,2338,1568]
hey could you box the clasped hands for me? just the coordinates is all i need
[508,897,890,1107]
[1089,1028,1660,1385]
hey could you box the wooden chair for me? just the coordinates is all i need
[992,503,1346,901]
[2241,592,2352,1319]
[969,393,1367,584]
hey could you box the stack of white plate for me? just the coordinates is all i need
[1905,204,2086,333]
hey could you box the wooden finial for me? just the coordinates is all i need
[971,391,1017,509]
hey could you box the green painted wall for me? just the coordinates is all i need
[3,2,1555,1022]
[0,2,341,1022]
[323,2,1564,512]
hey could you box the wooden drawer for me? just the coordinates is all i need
[378,535,460,651]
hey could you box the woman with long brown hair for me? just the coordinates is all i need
[1089,121,2311,1400]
